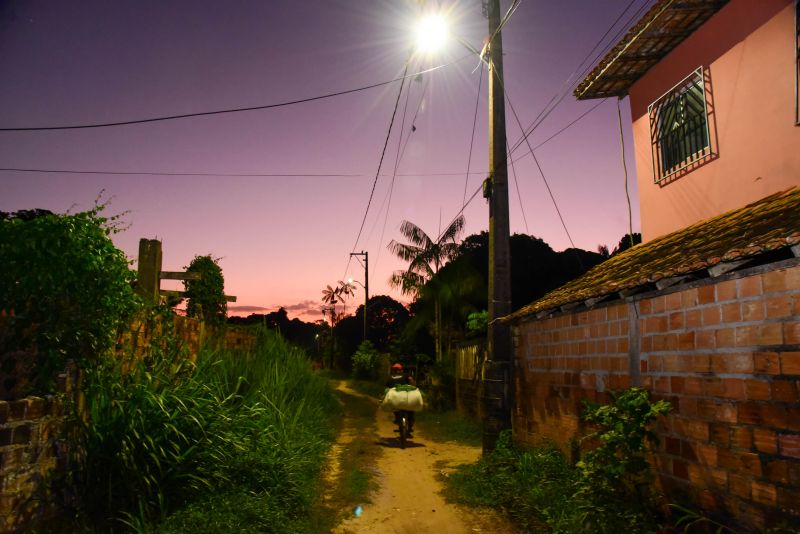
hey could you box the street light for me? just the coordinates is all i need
[410,1,512,453]
[413,13,449,54]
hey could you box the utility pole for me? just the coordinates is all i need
[350,251,369,342]
[482,0,513,454]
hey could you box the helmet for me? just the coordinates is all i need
[391,363,403,371]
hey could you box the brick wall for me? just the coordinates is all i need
[513,260,800,529]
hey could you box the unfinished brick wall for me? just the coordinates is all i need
[513,260,800,529]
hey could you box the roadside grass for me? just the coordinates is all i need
[309,380,381,527]
[415,409,482,446]
[445,390,675,533]
[60,325,339,532]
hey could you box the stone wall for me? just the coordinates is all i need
[513,259,800,530]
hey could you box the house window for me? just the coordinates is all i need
[648,67,711,183]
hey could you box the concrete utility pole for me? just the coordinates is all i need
[483,0,513,454]
[350,251,369,342]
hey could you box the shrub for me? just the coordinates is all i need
[351,340,380,379]
[574,387,672,532]
[183,255,226,328]
[0,204,139,394]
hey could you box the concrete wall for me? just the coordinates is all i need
[628,0,800,241]
[513,260,800,529]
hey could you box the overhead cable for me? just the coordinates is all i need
[0,57,471,132]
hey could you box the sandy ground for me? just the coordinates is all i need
[328,381,514,534]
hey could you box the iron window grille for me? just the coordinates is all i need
[648,67,712,184]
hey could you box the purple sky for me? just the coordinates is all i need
[0,0,646,322]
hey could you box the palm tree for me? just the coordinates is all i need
[387,215,465,361]
[336,280,356,314]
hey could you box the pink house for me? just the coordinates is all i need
[503,1,800,529]
[576,0,800,241]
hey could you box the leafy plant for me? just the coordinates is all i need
[351,340,380,379]
[183,255,226,328]
[0,203,139,394]
[446,389,673,533]
[574,387,672,532]
[446,430,578,532]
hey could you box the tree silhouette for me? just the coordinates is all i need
[388,215,464,361]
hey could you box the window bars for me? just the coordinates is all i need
[648,67,711,184]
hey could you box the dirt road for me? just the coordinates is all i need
[326,381,513,534]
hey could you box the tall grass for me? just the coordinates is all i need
[73,327,337,532]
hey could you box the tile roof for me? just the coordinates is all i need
[575,0,729,100]
[507,188,800,321]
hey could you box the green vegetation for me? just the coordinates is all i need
[0,204,139,396]
[71,325,337,532]
[183,255,227,328]
[446,388,671,533]
[351,340,380,379]
[415,409,482,447]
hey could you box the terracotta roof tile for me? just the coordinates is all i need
[507,188,800,321]
[575,0,729,100]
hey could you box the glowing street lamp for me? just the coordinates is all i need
[413,13,449,54]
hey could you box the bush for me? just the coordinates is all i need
[351,340,380,379]
[0,204,139,394]
[183,255,227,328]
[574,387,672,532]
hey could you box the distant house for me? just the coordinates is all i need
[508,1,800,530]
[575,0,800,241]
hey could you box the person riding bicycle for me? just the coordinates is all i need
[386,363,416,436]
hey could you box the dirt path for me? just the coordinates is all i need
[326,381,514,534]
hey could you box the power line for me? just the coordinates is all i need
[499,65,581,263]
[349,62,409,258]
[0,167,361,178]
[369,60,419,276]
[0,58,470,132]
[0,166,487,178]
[506,0,648,157]
[462,62,484,206]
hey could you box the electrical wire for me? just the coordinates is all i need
[0,167,361,178]
[507,137,529,234]
[369,60,419,277]
[617,97,634,247]
[0,166,487,178]
[0,57,471,132]
[462,62,484,206]
[496,60,582,266]
[506,0,649,158]
[349,62,409,262]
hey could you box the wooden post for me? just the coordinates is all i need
[136,239,162,304]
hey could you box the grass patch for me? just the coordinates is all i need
[345,377,388,400]
[308,380,381,527]
[65,325,338,532]
[416,409,482,446]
